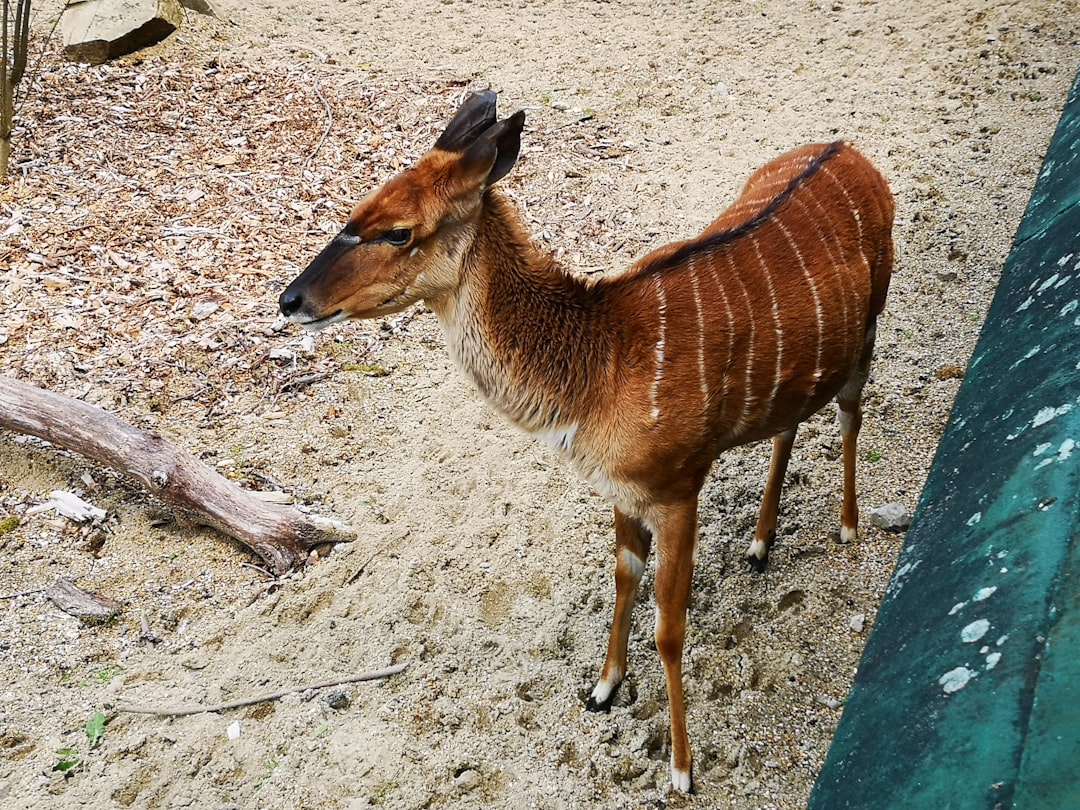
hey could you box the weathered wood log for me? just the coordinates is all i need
[0,374,354,573]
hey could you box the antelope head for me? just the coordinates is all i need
[278,91,526,330]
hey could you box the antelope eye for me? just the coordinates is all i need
[383,227,412,246]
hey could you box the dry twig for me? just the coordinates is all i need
[114,663,409,716]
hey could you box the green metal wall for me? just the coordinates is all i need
[810,66,1080,809]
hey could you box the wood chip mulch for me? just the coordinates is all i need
[1,44,648,432]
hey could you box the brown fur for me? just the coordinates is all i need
[279,93,894,792]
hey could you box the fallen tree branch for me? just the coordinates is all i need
[0,375,355,574]
[113,663,409,716]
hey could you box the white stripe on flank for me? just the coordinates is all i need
[722,247,757,436]
[793,192,853,355]
[651,281,668,421]
[823,164,863,236]
[822,164,870,274]
[732,193,781,211]
[688,256,709,405]
[704,251,735,431]
[750,236,783,424]
[775,218,824,392]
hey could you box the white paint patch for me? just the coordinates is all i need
[961,619,990,643]
[1033,403,1074,428]
[973,586,997,602]
[967,512,982,527]
[1034,442,1053,456]
[1037,273,1060,293]
[1058,438,1076,461]
[996,635,1009,646]
[1010,345,1041,369]
[940,666,975,694]
[1061,299,1078,317]
[985,652,1002,670]
[1017,296,1034,312]
[949,602,967,616]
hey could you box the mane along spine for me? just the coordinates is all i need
[634,140,846,278]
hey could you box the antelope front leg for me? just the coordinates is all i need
[747,428,797,572]
[652,498,699,793]
[587,507,652,712]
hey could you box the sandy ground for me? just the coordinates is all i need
[1,1,1078,808]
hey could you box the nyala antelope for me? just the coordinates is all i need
[279,91,893,793]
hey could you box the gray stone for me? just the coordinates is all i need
[61,0,183,65]
[179,0,223,17]
[868,501,912,533]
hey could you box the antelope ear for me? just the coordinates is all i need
[459,110,526,187]
[434,91,499,153]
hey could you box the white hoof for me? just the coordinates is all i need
[586,669,622,711]
[747,538,768,560]
[670,760,693,793]
[840,525,857,543]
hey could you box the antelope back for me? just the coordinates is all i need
[599,141,894,453]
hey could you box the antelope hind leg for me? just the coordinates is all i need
[652,498,699,793]
[746,428,798,573]
[836,318,877,542]
[587,507,652,712]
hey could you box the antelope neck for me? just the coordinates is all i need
[432,191,611,439]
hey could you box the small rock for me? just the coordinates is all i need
[179,0,223,17]
[454,768,482,792]
[551,101,570,111]
[61,0,183,65]
[322,689,350,710]
[816,694,843,710]
[869,502,912,533]
[849,613,866,633]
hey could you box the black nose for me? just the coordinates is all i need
[279,288,303,317]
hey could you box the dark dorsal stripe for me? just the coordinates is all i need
[636,140,846,277]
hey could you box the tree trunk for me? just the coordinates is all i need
[0,375,354,573]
